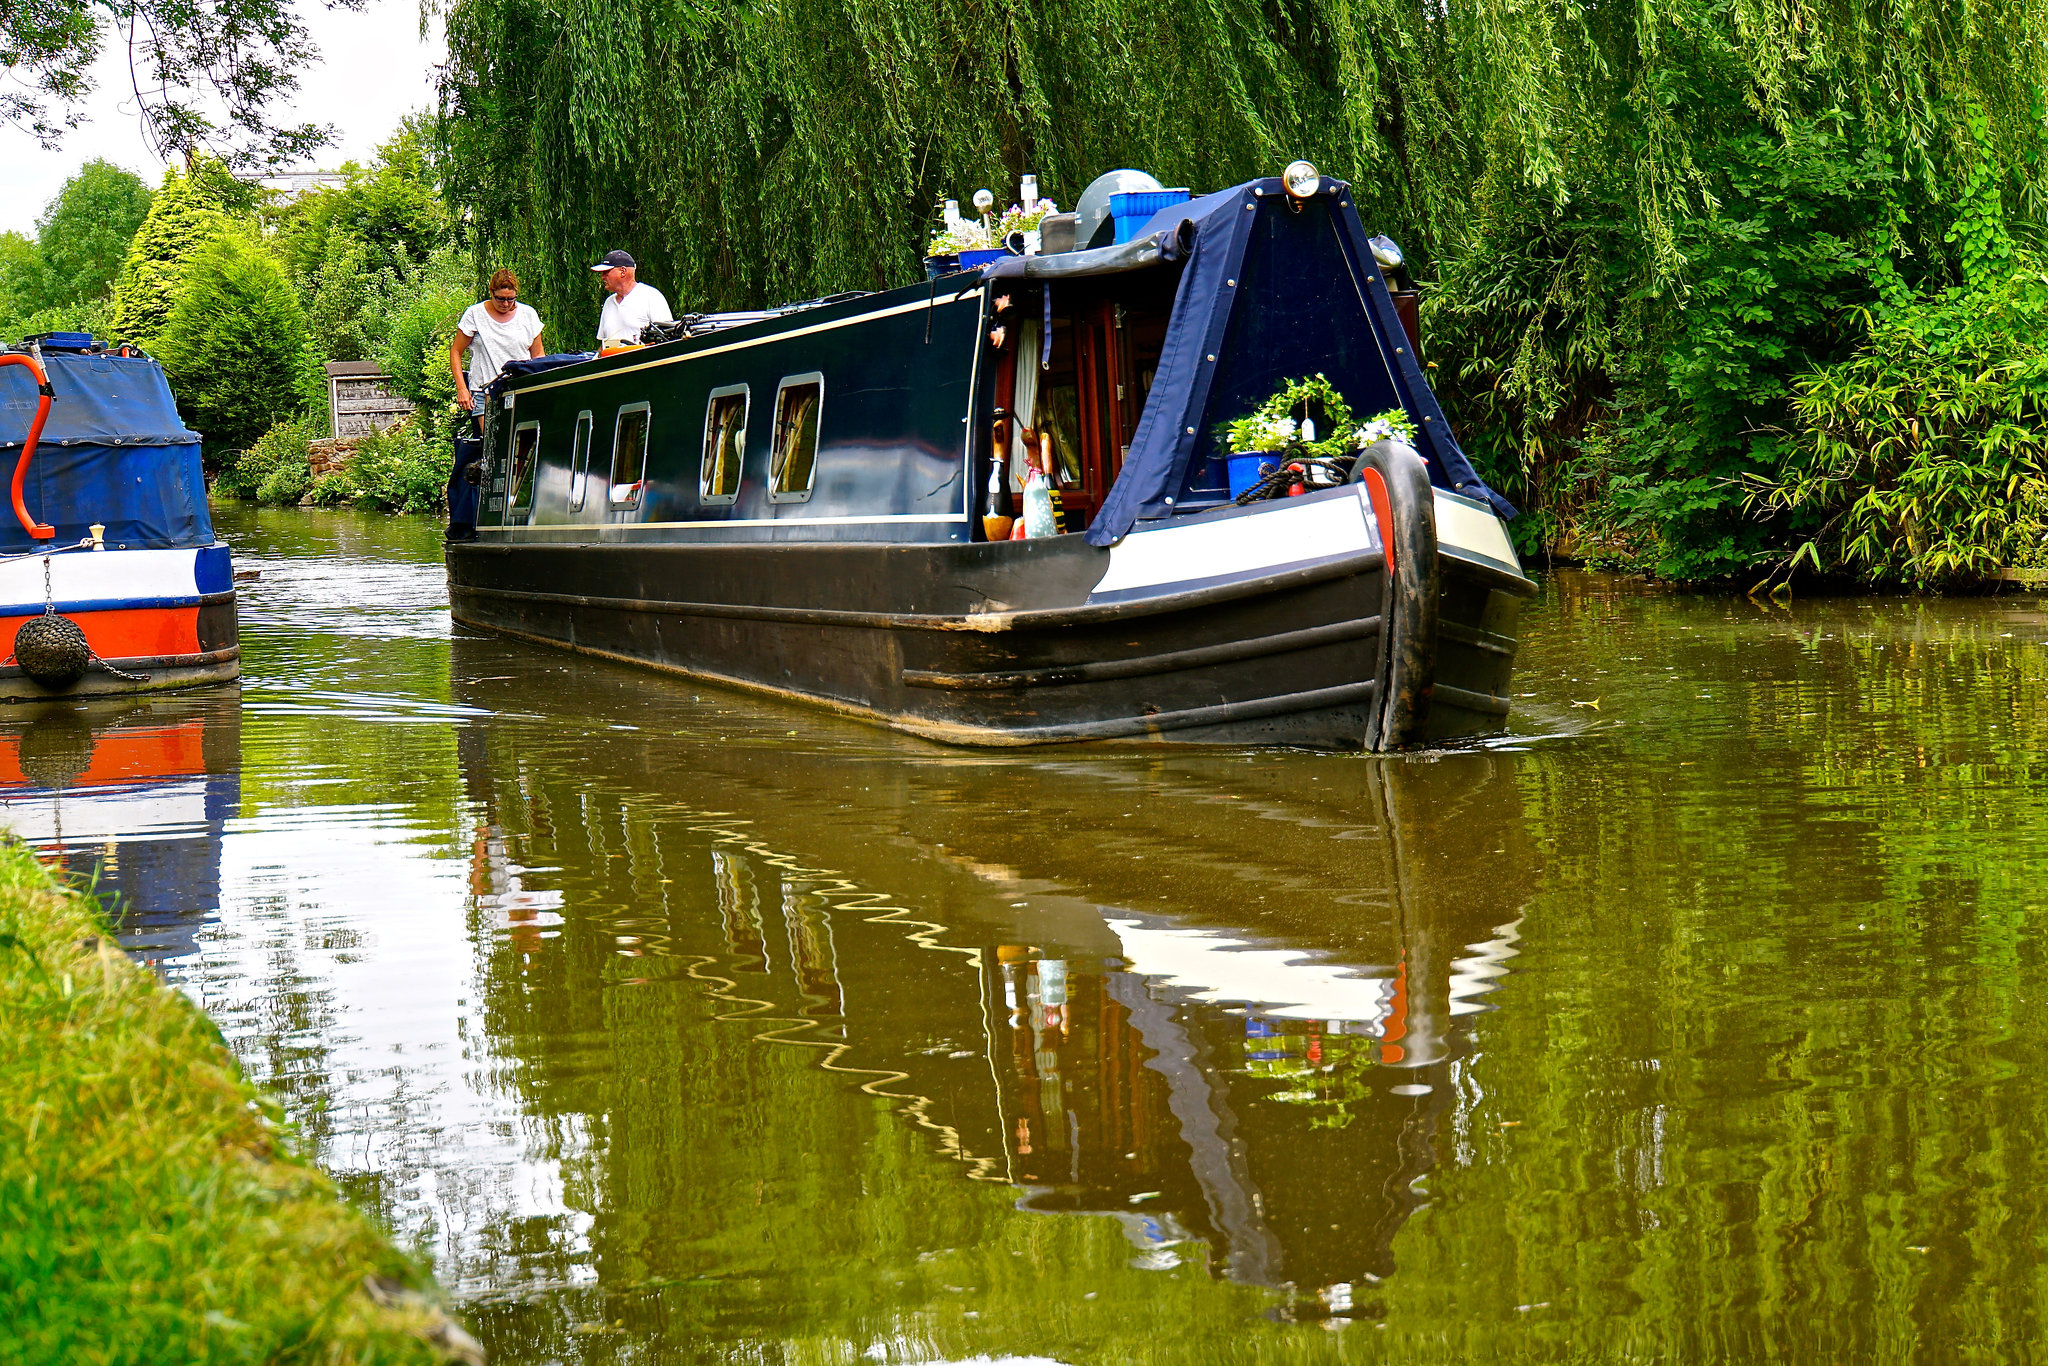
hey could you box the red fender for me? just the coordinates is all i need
[0,354,55,540]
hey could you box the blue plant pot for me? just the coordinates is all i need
[1227,452,1276,500]
[923,255,961,279]
[958,248,1007,270]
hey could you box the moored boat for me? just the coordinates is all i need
[446,164,1533,749]
[0,335,239,699]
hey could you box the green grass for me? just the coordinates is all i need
[0,840,474,1364]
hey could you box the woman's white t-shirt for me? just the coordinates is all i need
[457,301,544,391]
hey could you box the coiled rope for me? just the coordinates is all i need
[1231,455,1356,506]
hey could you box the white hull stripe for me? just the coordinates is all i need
[0,546,228,604]
[1089,486,1376,603]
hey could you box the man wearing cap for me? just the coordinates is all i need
[592,250,674,347]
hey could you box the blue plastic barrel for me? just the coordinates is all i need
[1109,189,1192,244]
[1227,452,1275,500]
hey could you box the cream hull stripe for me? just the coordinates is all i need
[1431,490,1521,573]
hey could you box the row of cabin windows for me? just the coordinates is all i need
[507,375,825,517]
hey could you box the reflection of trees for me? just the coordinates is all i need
[447,689,1537,1358]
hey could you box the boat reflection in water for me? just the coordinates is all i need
[452,642,1536,1326]
[0,690,240,962]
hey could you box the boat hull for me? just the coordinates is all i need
[0,546,240,701]
[449,474,1534,750]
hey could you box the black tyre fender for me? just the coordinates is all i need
[1349,440,1439,749]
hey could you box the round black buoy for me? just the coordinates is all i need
[15,612,91,689]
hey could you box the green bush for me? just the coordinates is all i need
[1748,144,2048,587]
[346,417,446,514]
[304,470,359,506]
[1750,269,2048,586]
[217,417,314,502]
[153,231,313,462]
[255,456,313,506]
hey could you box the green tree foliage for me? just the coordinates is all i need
[375,247,472,415]
[104,164,239,345]
[440,0,2048,581]
[0,234,58,341]
[2,0,358,167]
[33,161,155,310]
[0,163,155,341]
[153,232,313,458]
[215,415,315,502]
[271,120,464,376]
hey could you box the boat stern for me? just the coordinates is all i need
[0,545,240,699]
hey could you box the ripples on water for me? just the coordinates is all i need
[5,505,2048,1363]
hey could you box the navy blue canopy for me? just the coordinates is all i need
[493,352,598,389]
[1087,178,1513,546]
[0,350,213,552]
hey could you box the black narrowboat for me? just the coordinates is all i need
[445,165,1534,750]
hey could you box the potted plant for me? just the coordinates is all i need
[1218,374,1359,499]
[927,193,1060,275]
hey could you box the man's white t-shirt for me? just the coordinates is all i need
[597,283,674,345]
[457,301,544,391]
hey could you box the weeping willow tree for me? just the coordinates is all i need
[439,0,2048,579]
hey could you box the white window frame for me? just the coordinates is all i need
[609,402,653,510]
[700,384,749,507]
[767,372,824,505]
[509,420,541,521]
[567,410,594,512]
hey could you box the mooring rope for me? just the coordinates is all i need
[1231,454,1356,506]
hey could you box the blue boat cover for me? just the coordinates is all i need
[1087,178,1513,546]
[493,352,598,389]
[0,350,214,552]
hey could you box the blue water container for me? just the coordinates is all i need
[1110,189,1192,243]
[1227,452,1275,499]
[27,332,96,351]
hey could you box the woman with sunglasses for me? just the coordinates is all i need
[450,269,546,415]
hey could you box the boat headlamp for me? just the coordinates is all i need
[1282,160,1321,208]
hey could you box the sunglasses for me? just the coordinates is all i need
[491,293,518,302]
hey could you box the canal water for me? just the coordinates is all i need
[9,505,2048,1362]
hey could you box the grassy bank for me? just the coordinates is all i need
[0,840,479,1365]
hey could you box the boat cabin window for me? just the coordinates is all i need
[701,385,747,506]
[769,373,823,503]
[610,403,651,508]
[567,410,594,511]
[510,421,540,516]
